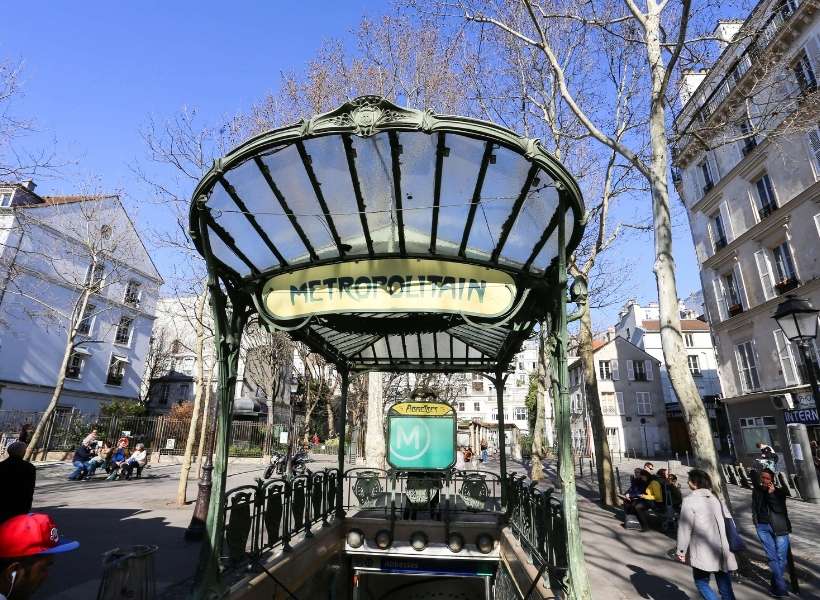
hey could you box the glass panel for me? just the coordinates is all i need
[259,145,339,259]
[398,132,437,253]
[387,335,404,359]
[436,135,487,255]
[361,346,375,360]
[223,158,309,264]
[436,332,451,359]
[372,338,390,359]
[351,134,395,253]
[206,226,251,277]
[303,136,367,256]
[452,338,468,360]
[530,227,558,274]
[501,169,558,268]
[207,184,279,272]
[420,333,436,359]
[404,334,420,359]
[465,146,531,261]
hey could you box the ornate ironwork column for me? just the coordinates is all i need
[554,191,592,600]
[336,367,349,518]
[492,369,510,506]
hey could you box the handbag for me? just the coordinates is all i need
[719,500,746,553]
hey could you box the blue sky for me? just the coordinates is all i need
[2,1,703,327]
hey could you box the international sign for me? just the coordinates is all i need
[387,402,455,470]
[261,258,516,320]
[783,408,819,425]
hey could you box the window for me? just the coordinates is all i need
[754,174,778,219]
[181,357,194,376]
[739,416,777,453]
[123,280,142,307]
[472,372,482,381]
[473,402,481,412]
[114,316,133,346]
[0,192,12,207]
[688,355,702,377]
[775,329,820,386]
[807,126,820,170]
[710,211,728,250]
[65,352,85,379]
[518,361,524,371]
[516,375,527,387]
[792,49,817,94]
[106,355,127,386]
[606,427,619,437]
[699,158,714,193]
[738,114,757,156]
[771,242,798,291]
[171,339,183,354]
[84,262,105,289]
[600,392,618,415]
[76,303,96,335]
[179,383,190,400]
[723,272,743,314]
[458,402,465,412]
[531,362,537,370]
[636,392,653,416]
[632,360,648,381]
[472,381,484,392]
[684,333,694,348]
[159,384,170,405]
[755,249,776,301]
[735,341,761,392]
[599,360,612,380]
[514,407,528,420]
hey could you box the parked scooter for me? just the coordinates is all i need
[263,450,311,478]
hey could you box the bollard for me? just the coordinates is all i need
[589,459,594,475]
[579,458,584,477]
[675,452,679,463]
[615,467,623,494]
[685,451,690,466]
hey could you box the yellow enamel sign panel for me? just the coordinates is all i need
[261,258,516,320]
[390,402,454,417]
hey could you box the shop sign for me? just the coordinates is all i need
[387,401,455,470]
[783,408,819,425]
[261,259,516,320]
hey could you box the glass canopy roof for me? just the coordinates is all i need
[189,97,584,372]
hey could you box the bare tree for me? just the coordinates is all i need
[140,327,173,407]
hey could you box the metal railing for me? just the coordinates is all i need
[505,474,567,573]
[221,468,340,567]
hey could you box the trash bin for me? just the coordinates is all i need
[96,544,158,600]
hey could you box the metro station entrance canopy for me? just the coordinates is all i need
[188,96,587,596]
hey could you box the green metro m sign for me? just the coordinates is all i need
[387,402,456,470]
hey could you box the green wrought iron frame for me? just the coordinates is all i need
[188,96,590,599]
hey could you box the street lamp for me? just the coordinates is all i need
[286,374,301,477]
[772,295,820,504]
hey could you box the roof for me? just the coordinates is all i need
[592,339,607,351]
[41,194,118,205]
[189,96,585,374]
[641,319,710,332]
[591,335,661,363]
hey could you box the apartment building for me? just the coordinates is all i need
[672,0,820,470]
[0,181,161,413]
[569,337,670,458]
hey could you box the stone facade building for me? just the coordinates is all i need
[672,0,820,470]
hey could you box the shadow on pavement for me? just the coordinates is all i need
[34,505,200,600]
[627,564,690,599]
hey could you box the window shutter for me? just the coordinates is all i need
[712,276,727,321]
[616,392,625,414]
[773,330,799,386]
[645,360,654,381]
[754,249,775,301]
[611,359,620,380]
[719,202,734,241]
[627,359,635,381]
[646,392,653,414]
[808,127,820,169]
[734,346,747,393]
[733,263,749,310]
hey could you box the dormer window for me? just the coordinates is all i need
[0,192,12,207]
[124,280,142,307]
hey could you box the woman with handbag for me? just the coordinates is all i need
[675,469,737,600]
[753,468,792,598]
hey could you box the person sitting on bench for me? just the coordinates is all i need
[625,469,663,531]
[120,443,148,480]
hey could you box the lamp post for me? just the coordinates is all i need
[772,295,820,504]
[285,374,300,477]
[185,391,218,541]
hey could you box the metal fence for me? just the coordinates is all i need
[0,410,293,459]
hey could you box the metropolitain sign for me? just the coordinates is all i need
[261,258,517,320]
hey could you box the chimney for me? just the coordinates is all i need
[680,69,709,105]
[713,20,743,50]
[21,180,36,192]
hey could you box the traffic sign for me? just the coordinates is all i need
[387,402,455,470]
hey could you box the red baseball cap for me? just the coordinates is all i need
[0,513,79,558]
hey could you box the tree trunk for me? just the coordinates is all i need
[578,297,619,506]
[24,291,90,461]
[177,290,208,506]
[326,399,335,439]
[364,372,385,469]
[531,329,550,481]
[644,10,726,500]
[196,368,215,476]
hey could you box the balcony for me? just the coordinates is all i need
[728,303,744,317]
[774,277,800,295]
[758,203,778,220]
[714,237,728,251]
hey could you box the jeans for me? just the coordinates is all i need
[68,460,90,480]
[481,449,488,463]
[692,569,735,600]
[756,523,790,595]
[86,456,105,476]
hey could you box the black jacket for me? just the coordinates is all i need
[0,456,36,522]
[752,485,791,535]
[73,445,94,462]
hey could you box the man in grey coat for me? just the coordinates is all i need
[676,469,737,600]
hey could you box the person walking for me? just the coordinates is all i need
[0,443,36,523]
[675,469,737,600]
[480,439,488,464]
[752,468,791,598]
